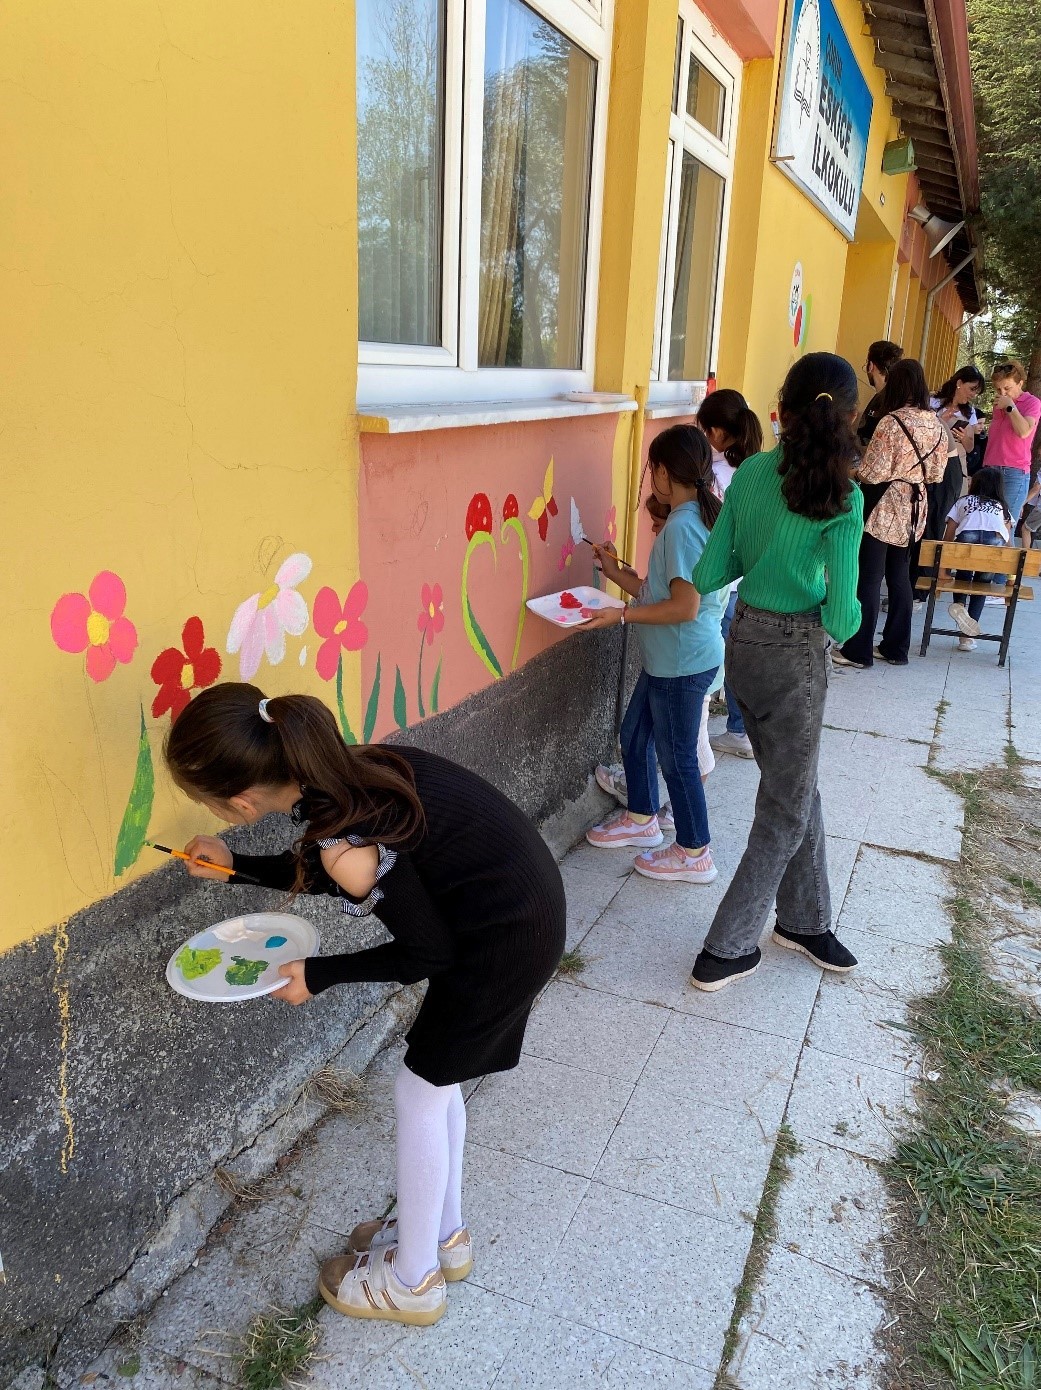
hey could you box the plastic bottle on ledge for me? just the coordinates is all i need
[770,410,781,440]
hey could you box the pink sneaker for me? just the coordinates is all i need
[586,810,664,849]
[634,842,718,883]
[659,805,675,831]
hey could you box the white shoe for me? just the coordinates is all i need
[710,730,754,759]
[595,763,627,805]
[985,595,1005,606]
[831,650,866,669]
[948,602,982,637]
[319,1245,447,1325]
[348,1218,473,1281]
[957,637,977,652]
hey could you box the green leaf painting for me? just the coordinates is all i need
[114,705,155,876]
[363,654,382,743]
[335,652,358,745]
[393,665,407,730]
[461,531,504,679]
[430,655,442,714]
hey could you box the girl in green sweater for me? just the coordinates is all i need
[690,353,863,991]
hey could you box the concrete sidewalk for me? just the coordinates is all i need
[74,601,1038,1390]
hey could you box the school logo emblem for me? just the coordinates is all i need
[789,0,821,154]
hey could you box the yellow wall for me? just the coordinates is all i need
[2,3,361,951]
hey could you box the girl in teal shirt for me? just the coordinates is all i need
[585,426,727,885]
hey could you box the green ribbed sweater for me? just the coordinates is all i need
[693,446,864,643]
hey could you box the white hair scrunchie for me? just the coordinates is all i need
[258,698,275,724]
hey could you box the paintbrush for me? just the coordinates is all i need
[573,496,636,573]
[148,842,262,886]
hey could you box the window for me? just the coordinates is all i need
[652,5,740,397]
[358,0,611,406]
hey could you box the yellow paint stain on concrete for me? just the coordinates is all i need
[53,921,76,1172]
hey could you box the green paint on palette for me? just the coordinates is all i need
[225,956,268,986]
[176,945,222,981]
[265,935,287,948]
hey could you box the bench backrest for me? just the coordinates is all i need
[919,540,1041,577]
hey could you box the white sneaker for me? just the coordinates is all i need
[586,809,664,849]
[985,595,1005,606]
[948,602,982,637]
[710,730,754,759]
[957,636,977,652]
[595,763,628,805]
[319,1245,447,1325]
[347,1218,474,1282]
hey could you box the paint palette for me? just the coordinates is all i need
[526,585,627,629]
[166,912,320,1003]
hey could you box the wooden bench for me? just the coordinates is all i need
[918,539,1041,666]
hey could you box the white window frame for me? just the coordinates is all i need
[650,4,741,405]
[358,0,614,408]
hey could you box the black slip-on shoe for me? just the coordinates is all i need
[690,946,762,992]
[772,926,857,972]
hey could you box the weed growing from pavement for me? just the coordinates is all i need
[714,1124,801,1389]
[557,947,587,976]
[238,1298,323,1390]
[884,764,1041,1389]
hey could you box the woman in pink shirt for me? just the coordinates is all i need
[983,359,1041,527]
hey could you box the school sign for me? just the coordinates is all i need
[773,0,873,239]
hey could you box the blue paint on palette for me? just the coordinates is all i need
[265,935,288,948]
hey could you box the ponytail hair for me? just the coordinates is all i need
[165,683,425,875]
[776,353,859,520]
[696,389,764,468]
[647,423,721,529]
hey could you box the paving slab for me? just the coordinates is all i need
[834,926,945,998]
[490,1312,716,1389]
[861,762,963,861]
[464,1053,634,1178]
[729,1245,887,1389]
[593,1079,774,1222]
[675,939,821,1041]
[78,1344,225,1388]
[837,845,952,948]
[807,977,921,1077]
[522,980,668,1083]
[772,1138,890,1285]
[560,858,632,950]
[536,1182,750,1371]
[785,1045,916,1161]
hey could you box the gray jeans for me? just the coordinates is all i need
[703,602,832,959]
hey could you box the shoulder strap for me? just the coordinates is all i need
[888,412,942,473]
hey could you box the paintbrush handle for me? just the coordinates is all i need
[149,843,261,886]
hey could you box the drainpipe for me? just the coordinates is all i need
[614,385,648,741]
[919,249,978,363]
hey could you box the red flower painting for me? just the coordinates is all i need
[313,581,369,681]
[417,583,445,645]
[151,617,222,721]
[502,494,519,521]
[465,493,494,539]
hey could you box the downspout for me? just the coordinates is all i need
[919,249,977,363]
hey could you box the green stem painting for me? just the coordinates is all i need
[114,705,155,876]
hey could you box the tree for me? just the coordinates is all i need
[967,0,1041,393]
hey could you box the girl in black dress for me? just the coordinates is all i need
[165,683,565,1327]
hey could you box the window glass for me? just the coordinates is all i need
[479,0,596,368]
[357,0,446,346]
[685,55,725,140]
[669,152,725,381]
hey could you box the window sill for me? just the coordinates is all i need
[357,395,638,435]
[645,402,700,420]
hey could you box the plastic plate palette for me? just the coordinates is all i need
[166,912,320,1003]
[526,585,626,629]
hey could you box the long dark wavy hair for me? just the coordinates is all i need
[165,684,425,883]
[777,353,859,520]
[933,364,985,407]
[696,389,764,469]
[878,358,931,413]
[647,424,721,528]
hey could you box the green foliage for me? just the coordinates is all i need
[393,665,407,730]
[113,707,155,876]
[239,1299,322,1390]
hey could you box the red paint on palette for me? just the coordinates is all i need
[559,591,582,609]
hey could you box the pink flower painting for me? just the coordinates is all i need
[50,571,138,682]
[313,581,369,680]
[226,553,312,680]
[604,505,618,545]
[558,537,575,571]
[417,583,445,645]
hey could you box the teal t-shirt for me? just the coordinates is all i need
[636,500,726,678]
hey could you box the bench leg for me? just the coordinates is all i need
[921,577,940,657]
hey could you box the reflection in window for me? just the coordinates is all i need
[358,0,445,346]
[669,152,725,381]
[686,56,725,140]
[479,0,596,368]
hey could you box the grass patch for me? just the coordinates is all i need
[714,1124,801,1389]
[883,763,1041,1389]
[238,1298,323,1390]
[557,948,587,976]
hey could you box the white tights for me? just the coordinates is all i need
[392,1063,467,1287]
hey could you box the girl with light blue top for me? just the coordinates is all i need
[585,425,728,885]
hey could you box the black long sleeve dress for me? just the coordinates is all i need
[229,747,566,1088]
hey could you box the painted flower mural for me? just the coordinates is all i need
[461,491,530,681]
[415,583,445,721]
[604,505,618,545]
[226,552,312,680]
[312,580,372,745]
[528,459,558,542]
[50,571,138,683]
[150,617,222,721]
[558,537,575,572]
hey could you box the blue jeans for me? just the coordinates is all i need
[720,592,746,735]
[621,668,717,850]
[996,467,1030,527]
[953,528,1003,621]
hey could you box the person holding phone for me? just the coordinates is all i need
[983,360,1041,529]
